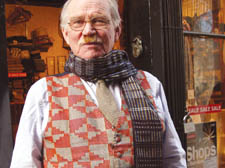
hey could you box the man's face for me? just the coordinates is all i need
[62,0,121,59]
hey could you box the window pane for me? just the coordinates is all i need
[182,0,225,34]
[183,1,225,167]
[185,36,225,107]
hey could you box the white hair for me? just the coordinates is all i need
[60,0,121,30]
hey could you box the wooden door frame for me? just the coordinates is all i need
[0,0,13,166]
[123,0,186,149]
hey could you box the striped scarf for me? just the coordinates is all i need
[64,50,163,167]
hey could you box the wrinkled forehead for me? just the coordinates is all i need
[66,0,112,20]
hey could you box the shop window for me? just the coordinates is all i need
[183,0,225,167]
[5,1,125,143]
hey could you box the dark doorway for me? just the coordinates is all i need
[124,0,186,148]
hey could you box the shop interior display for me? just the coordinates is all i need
[5,5,58,140]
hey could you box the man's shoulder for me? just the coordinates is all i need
[137,70,160,84]
[46,72,80,80]
[45,72,82,87]
[46,72,71,78]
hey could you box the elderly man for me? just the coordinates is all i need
[10,0,187,167]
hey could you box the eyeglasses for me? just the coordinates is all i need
[68,17,111,31]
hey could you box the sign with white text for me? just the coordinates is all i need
[188,104,221,115]
[187,122,218,168]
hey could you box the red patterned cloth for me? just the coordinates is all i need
[43,71,156,167]
[44,73,136,167]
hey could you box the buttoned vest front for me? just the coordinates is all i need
[43,71,156,168]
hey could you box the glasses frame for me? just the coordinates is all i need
[68,17,111,31]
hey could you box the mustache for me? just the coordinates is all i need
[79,35,103,45]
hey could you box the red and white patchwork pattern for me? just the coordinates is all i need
[43,73,135,168]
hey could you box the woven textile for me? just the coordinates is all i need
[64,50,163,167]
[122,76,163,167]
[44,73,134,167]
[64,50,137,83]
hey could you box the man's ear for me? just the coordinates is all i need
[61,28,70,45]
[114,23,122,42]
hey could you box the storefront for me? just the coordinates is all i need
[1,0,224,167]
[0,0,186,167]
[183,0,225,167]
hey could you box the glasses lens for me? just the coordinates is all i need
[69,20,85,31]
[91,18,110,29]
[69,17,110,31]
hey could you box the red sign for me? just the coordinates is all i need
[188,104,221,115]
[8,72,27,78]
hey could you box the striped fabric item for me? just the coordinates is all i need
[64,50,163,167]
[64,50,137,83]
[122,76,163,167]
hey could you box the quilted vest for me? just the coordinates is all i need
[43,71,156,168]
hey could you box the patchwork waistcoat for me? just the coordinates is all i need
[43,71,156,168]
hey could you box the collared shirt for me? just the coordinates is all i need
[10,71,187,168]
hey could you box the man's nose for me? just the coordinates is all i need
[82,22,96,35]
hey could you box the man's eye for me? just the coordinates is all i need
[71,20,84,26]
[92,18,107,25]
